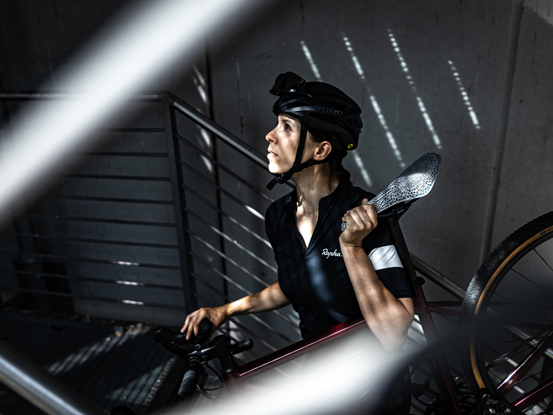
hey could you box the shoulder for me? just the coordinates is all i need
[343,183,375,209]
[266,190,294,224]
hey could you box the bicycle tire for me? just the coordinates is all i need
[461,211,553,413]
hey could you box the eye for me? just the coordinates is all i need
[283,123,291,130]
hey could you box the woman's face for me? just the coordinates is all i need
[265,114,307,174]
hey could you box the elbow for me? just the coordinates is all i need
[380,332,409,352]
[370,312,414,352]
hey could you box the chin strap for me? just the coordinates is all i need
[267,125,325,190]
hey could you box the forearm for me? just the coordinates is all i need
[225,281,290,317]
[341,244,414,351]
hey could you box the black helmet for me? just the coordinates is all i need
[266,71,363,190]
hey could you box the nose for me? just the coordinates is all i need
[265,127,277,143]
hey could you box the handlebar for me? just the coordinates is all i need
[152,319,253,405]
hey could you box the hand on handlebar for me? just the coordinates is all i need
[340,198,378,247]
[181,306,229,340]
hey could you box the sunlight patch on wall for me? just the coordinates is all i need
[343,37,365,80]
[192,65,208,103]
[300,40,322,81]
[342,36,405,171]
[353,152,373,187]
[448,60,480,130]
[369,95,405,168]
[387,30,442,149]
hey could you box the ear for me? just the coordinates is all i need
[313,140,333,162]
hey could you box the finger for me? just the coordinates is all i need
[181,315,190,333]
[361,198,369,205]
[364,204,378,225]
[346,208,366,232]
[342,209,350,223]
[186,319,196,340]
[353,206,376,231]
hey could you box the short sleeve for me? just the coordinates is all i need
[362,222,413,299]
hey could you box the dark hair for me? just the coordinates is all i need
[308,129,352,189]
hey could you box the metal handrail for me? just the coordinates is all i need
[169,93,268,168]
[181,183,272,248]
[182,206,276,272]
[177,133,274,203]
[177,160,266,220]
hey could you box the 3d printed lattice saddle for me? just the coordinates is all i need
[341,153,442,232]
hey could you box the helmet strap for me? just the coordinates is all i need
[267,124,311,190]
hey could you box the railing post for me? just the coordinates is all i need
[162,95,198,313]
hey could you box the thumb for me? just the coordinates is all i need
[361,198,369,205]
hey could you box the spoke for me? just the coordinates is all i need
[489,291,553,326]
[535,248,553,274]
[511,266,553,298]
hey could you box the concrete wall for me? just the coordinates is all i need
[0,0,552,326]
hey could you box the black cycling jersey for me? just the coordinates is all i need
[265,180,413,339]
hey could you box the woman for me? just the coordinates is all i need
[182,72,415,412]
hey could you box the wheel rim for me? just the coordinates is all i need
[470,225,553,412]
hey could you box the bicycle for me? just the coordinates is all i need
[113,153,553,415]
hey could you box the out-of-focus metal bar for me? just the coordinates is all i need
[0,340,108,415]
[38,195,173,205]
[170,93,268,169]
[59,173,171,182]
[0,268,183,291]
[0,92,163,101]
[411,254,466,299]
[93,128,165,132]
[163,96,198,313]
[15,214,176,228]
[84,151,168,157]
[2,233,178,250]
[0,250,180,270]
[177,133,274,203]
[4,127,165,133]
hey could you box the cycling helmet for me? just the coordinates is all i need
[267,71,363,190]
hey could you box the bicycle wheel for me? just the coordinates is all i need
[461,211,553,414]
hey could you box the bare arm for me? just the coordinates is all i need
[340,199,414,351]
[181,279,289,340]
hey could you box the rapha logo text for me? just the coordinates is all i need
[322,248,342,259]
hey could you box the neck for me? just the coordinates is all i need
[292,164,339,211]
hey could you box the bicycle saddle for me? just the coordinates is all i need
[341,153,441,231]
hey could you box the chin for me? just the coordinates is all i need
[268,162,284,175]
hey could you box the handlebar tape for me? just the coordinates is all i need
[177,368,200,399]
[230,338,253,354]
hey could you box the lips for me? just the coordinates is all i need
[267,148,278,158]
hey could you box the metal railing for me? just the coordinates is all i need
[0,91,299,357]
